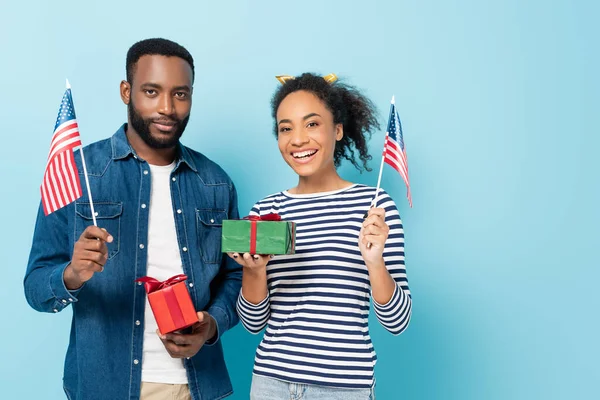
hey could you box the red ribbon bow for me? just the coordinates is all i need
[135,274,188,294]
[242,213,281,222]
[135,274,194,332]
[242,213,281,253]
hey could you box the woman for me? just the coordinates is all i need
[230,73,412,399]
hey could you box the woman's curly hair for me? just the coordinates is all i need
[271,73,380,172]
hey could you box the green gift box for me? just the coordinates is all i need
[221,214,295,255]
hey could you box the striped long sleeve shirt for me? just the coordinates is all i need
[236,184,412,389]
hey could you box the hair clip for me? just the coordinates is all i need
[275,73,338,85]
[275,75,295,84]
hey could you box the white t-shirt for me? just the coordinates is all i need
[141,162,188,384]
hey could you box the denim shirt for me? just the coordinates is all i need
[24,124,242,400]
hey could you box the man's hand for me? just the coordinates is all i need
[157,311,217,359]
[64,226,113,290]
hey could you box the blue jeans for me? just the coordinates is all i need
[250,374,375,400]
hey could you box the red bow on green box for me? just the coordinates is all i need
[243,214,281,254]
[221,214,295,255]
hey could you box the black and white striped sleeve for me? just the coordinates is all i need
[372,192,412,335]
[236,290,271,334]
[235,201,271,334]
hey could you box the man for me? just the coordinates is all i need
[24,38,241,400]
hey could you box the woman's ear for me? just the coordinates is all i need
[336,124,344,141]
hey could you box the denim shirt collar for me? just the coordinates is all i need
[110,123,198,172]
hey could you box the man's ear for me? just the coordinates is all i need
[120,80,131,105]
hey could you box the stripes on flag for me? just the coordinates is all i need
[383,99,412,207]
[45,121,82,169]
[41,148,82,215]
[41,88,83,215]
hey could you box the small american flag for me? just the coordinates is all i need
[41,85,83,215]
[383,97,412,207]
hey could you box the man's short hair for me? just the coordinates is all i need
[126,38,194,83]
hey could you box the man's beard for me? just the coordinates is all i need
[128,101,190,149]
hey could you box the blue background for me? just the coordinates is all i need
[1,0,598,398]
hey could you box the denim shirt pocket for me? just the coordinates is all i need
[195,208,227,265]
[75,202,122,259]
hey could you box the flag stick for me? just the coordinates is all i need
[67,79,97,227]
[371,136,386,209]
[365,153,385,249]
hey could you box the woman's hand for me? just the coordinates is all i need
[359,208,389,266]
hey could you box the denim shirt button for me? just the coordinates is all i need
[139,244,145,249]
[177,209,182,214]
[133,359,139,365]
[182,247,188,252]
[62,299,67,304]
[69,298,74,302]
[135,320,141,326]
[143,170,148,175]
[53,309,58,313]
[172,177,176,182]
[141,204,147,209]
[189,283,194,288]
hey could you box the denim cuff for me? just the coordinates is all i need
[205,305,229,346]
[49,263,81,313]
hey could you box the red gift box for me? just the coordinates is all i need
[136,274,199,335]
